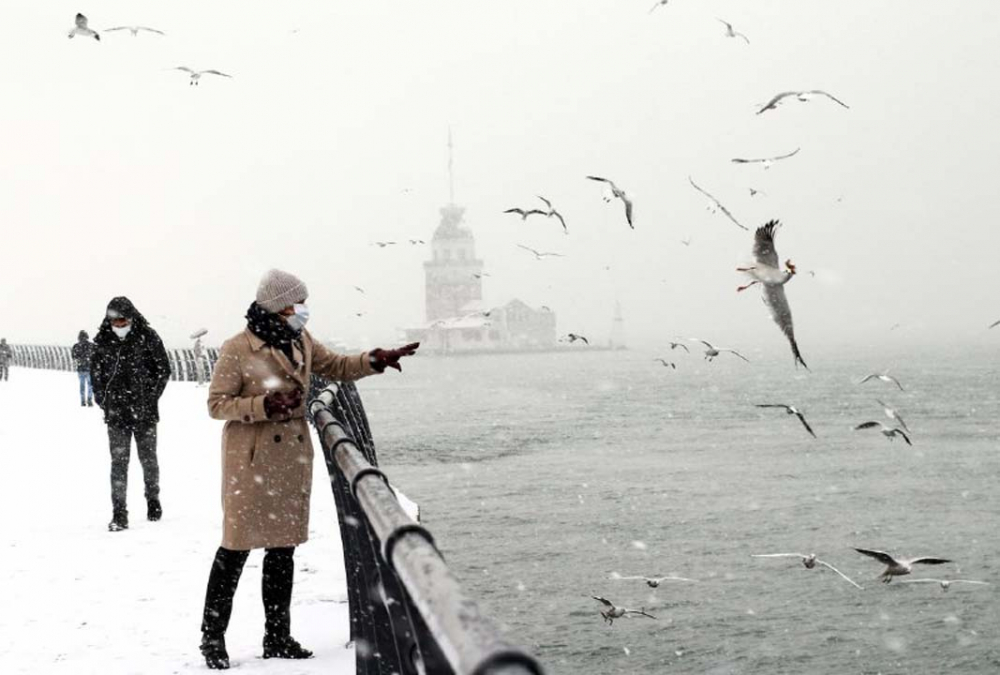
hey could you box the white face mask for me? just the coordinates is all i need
[112,324,131,339]
[285,303,310,332]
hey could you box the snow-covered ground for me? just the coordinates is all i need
[0,369,357,674]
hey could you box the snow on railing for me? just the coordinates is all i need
[7,343,217,382]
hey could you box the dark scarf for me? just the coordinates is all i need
[245,302,302,363]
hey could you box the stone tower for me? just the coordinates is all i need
[423,204,484,322]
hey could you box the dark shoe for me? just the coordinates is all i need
[200,635,230,670]
[147,499,162,521]
[87,400,94,407]
[81,401,86,407]
[262,635,313,660]
[108,517,128,532]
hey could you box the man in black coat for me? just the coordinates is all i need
[71,330,96,406]
[90,297,171,532]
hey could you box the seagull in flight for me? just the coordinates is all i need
[736,221,808,369]
[68,13,100,40]
[853,548,951,583]
[680,237,692,247]
[667,341,689,353]
[755,404,816,438]
[535,195,568,234]
[858,371,904,391]
[516,244,564,260]
[586,176,634,228]
[472,272,491,279]
[564,333,589,345]
[352,286,365,294]
[875,399,911,433]
[988,319,1000,329]
[503,207,546,221]
[408,239,425,245]
[610,572,696,588]
[717,18,749,44]
[854,421,912,445]
[749,188,766,197]
[372,241,397,248]
[591,596,656,625]
[757,90,850,115]
[174,67,232,85]
[689,339,749,363]
[751,553,862,589]
[732,148,801,170]
[654,359,676,369]
[898,578,989,591]
[104,25,165,37]
[689,176,747,231]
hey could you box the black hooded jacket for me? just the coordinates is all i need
[71,332,95,372]
[90,297,171,428]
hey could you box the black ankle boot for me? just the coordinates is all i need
[200,635,230,670]
[108,509,128,532]
[147,498,162,521]
[262,635,313,660]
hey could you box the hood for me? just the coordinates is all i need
[78,330,89,342]
[95,296,152,346]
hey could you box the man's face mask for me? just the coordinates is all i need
[285,303,309,332]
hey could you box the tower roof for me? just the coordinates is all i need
[433,204,474,241]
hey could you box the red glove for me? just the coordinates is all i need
[370,342,420,372]
[264,388,303,418]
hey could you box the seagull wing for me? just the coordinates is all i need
[689,177,747,231]
[898,578,943,585]
[816,560,863,589]
[621,196,634,228]
[692,338,715,350]
[891,429,912,446]
[516,244,541,257]
[909,557,952,566]
[586,175,616,191]
[504,208,528,216]
[674,343,689,352]
[622,609,657,619]
[591,595,615,608]
[138,27,165,35]
[202,70,232,78]
[858,373,878,385]
[854,421,883,430]
[756,91,797,115]
[716,18,733,31]
[721,349,750,362]
[611,575,647,581]
[769,147,801,162]
[810,90,850,109]
[794,411,816,438]
[893,412,911,433]
[751,553,809,559]
[536,195,553,210]
[755,404,792,411]
[174,66,195,74]
[736,31,750,44]
[884,374,905,391]
[950,580,990,585]
[762,283,809,370]
[551,210,568,233]
[853,548,899,567]
[989,319,1000,329]
[651,575,696,583]
[752,220,781,267]
[104,27,131,32]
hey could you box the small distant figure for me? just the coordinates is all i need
[72,330,96,406]
[91,297,171,532]
[191,328,209,386]
[0,338,12,382]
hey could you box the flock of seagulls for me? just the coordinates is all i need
[67,13,230,85]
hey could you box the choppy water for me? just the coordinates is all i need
[358,346,1000,674]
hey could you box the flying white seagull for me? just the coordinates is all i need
[853,548,951,583]
[854,421,912,445]
[654,359,677,369]
[586,176,633,228]
[535,195,568,234]
[737,221,808,369]
[688,176,747,231]
[755,404,815,438]
[516,244,564,260]
[105,25,165,37]
[751,553,862,589]
[732,148,800,169]
[858,371,904,391]
[689,339,749,363]
[591,596,656,625]
[68,13,100,40]
[875,399,911,433]
[667,341,689,353]
[610,572,696,588]
[757,90,850,115]
[174,67,233,85]
[563,333,589,345]
[717,18,749,44]
[503,207,546,221]
[898,578,989,591]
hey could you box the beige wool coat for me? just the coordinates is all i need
[208,328,375,550]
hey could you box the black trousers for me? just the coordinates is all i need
[0,364,8,380]
[108,422,160,514]
[202,546,296,640]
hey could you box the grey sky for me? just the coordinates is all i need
[3,1,999,352]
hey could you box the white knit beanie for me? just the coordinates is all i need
[256,269,309,313]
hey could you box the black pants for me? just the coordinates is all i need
[0,364,8,380]
[108,422,160,515]
[201,546,296,640]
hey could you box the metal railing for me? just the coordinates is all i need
[6,343,217,382]
[309,380,544,675]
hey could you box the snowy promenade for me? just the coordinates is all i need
[0,369,356,675]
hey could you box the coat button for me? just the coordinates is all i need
[243,415,251,422]
[274,434,282,443]
[297,434,304,443]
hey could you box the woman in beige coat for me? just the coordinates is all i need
[199,269,418,670]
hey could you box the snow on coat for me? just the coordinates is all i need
[207,328,375,550]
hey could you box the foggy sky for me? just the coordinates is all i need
[3,0,999,353]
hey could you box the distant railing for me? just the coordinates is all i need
[309,380,545,675]
[7,343,216,382]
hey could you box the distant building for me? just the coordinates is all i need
[404,203,556,354]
